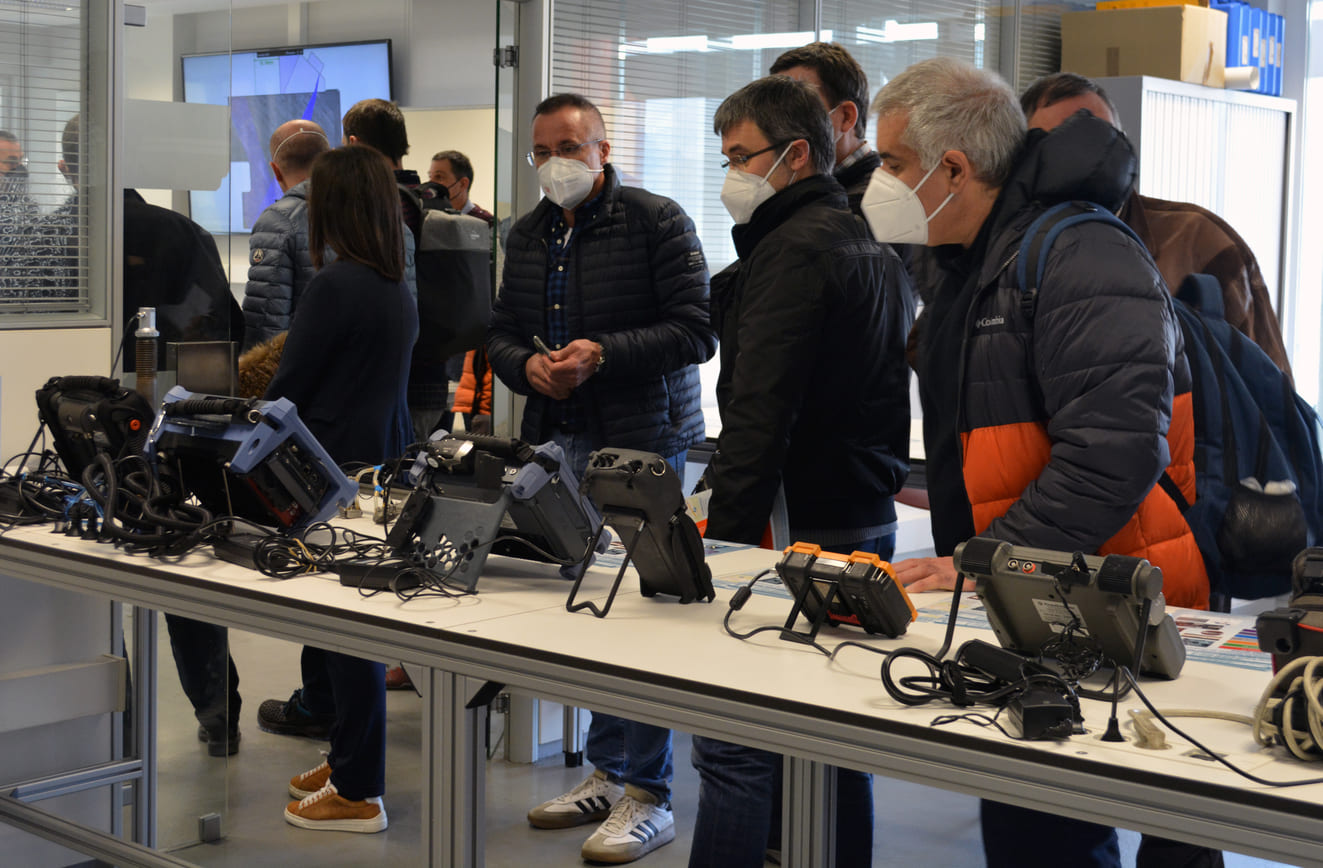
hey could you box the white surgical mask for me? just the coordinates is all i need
[538,156,601,210]
[720,144,792,225]
[860,163,954,245]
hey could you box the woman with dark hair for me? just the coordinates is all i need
[270,144,417,834]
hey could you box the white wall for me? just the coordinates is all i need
[0,330,114,467]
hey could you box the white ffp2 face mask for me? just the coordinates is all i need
[538,156,601,210]
[860,163,954,245]
[720,144,792,225]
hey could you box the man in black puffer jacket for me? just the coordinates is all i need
[488,94,715,467]
[241,119,329,349]
[690,75,914,868]
[490,93,715,867]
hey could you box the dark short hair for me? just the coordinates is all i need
[308,145,404,283]
[769,42,869,138]
[0,130,18,145]
[342,98,409,163]
[533,93,606,136]
[714,75,834,176]
[431,149,474,185]
[61,114,80,175]
[1020,72,1119,126]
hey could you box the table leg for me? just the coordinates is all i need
[131,606,157,848]
[423,670,485,868]
[562,705,586,767]
[782,756,836,868]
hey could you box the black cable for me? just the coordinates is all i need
[110,312,139,375]
[931,709,1019,740]
[1123,667,1323,788]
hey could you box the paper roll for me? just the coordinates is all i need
[1225,66,1260,91]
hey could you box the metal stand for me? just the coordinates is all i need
[564,515,648,618]
[780,575,840,645]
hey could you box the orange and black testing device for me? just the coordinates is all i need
[775,542,917,643]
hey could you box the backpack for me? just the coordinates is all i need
[1015,200,1323,603]
[34,375,155,480]
[400,184,492,365]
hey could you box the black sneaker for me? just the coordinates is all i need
[257,689,335,739]
[196,724,241,757]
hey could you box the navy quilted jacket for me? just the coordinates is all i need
[242,180,314,349]
[487,165,716,457]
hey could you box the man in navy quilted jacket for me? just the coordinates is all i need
[487,92,716,865]
[240,119,329,349]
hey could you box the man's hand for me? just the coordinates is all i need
[547,339,603,391]
[893,556,960,593]
[525,352,571,400]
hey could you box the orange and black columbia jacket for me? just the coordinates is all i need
[918,113,1209,610]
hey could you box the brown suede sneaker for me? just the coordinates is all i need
[289,759,332,799]
[284,782,387,833]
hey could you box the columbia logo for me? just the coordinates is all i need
[975,315,1005,329]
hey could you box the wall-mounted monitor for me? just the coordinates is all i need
[181,39,392,235]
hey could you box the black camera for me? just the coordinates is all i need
[1255,548,1323,668]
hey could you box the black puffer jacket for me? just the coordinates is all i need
[487,165,716,456]
[917,112,1208,609]
[242,180,315,350]
[705,174,915,545]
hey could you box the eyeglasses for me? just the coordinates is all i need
[720,141,788,171]
[526,139,603,166]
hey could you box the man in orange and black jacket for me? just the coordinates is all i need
[864,58,1213,868]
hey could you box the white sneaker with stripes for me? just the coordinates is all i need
[527,770,624,829]
[580,790,675,864]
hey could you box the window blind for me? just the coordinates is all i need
[0,1,92,316]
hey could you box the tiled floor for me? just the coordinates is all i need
[150,626,1294,867]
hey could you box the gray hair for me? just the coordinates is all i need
[870,58,1025,188]
[714,75,834,176]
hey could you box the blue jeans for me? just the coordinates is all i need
[550,430,686,804]
[687,530,890,868]
[982,802,1224,868]
[586,712,674,803]
[688,737,873,868]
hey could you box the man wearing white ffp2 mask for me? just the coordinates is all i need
[718,141,794,224]
[693,74,915,868]
[488,93,716,867]
[859,161,955,245]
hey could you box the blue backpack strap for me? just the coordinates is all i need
[1015,201,1145,319]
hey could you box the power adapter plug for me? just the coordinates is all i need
[1008,685,1076,740]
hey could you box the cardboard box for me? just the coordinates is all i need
[1062,6,1228,87]
[1096,0,1207,9]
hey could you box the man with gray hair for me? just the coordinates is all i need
[871,57,1211,868]
[241,119,330,348]
[689,73,913,868]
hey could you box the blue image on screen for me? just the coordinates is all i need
[230,91,342,228]
[182,40,391,236]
